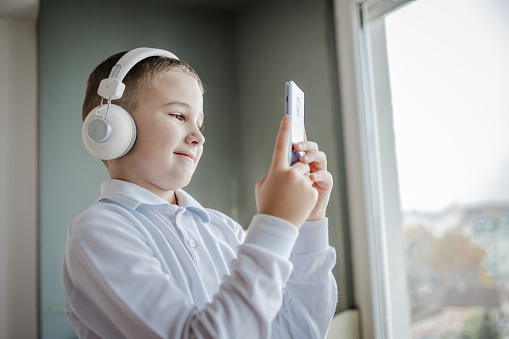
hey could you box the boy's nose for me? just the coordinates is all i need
[186,129,205,146]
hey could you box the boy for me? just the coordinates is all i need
[63,47,337,338]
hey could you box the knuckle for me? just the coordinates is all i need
[288,169,301,182]
[308,141,318,150]
[319,151,327,167]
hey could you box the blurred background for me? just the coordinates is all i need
[1,0,350,338]
[4,0,508,338]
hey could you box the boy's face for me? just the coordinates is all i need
[109,70,205,197]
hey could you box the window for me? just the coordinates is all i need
[386,0,509,337]
[337,0,509,337]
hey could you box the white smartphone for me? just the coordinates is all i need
[284,80,305,165]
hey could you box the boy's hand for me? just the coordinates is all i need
[294,140,333,221]
[255,115,319,228]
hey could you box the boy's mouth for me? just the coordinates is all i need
[174,151,195,161]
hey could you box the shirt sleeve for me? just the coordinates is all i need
[63,206,300,339]
[271,218,338,339]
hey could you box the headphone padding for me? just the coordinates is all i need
[82,105,137,160]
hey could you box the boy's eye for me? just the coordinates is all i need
[169,113,184,121]
[198,124,204,133]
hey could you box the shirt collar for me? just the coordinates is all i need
[98,179,211,223]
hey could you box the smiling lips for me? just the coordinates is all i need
[174,151,195,161]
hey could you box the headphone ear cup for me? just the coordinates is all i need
[82,105,137,160]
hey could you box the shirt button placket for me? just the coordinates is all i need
[173,209,191,246]
[188,239,196,248]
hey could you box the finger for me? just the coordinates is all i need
[271,115,292,169]
[310,170,333,189]
[300,151,327,170]
[290,161,312,176]
[294,141,319,153]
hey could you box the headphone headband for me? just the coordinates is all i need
[111,47,179,82]
[98,47,179,100]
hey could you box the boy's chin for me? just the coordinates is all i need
[165,175,193,191]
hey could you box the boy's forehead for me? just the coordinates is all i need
[159,69,200,87]
[147,71,203,102]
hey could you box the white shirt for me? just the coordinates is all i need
[62,179,337,338]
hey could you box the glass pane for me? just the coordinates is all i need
[385,0,509,338]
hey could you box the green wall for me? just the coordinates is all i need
[236,0,353,311]
[39,1,239,337]
[39,0,351,337]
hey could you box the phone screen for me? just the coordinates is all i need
[285,81,305,165]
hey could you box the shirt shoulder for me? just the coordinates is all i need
[69,200,140,236]
[204,208,246,242]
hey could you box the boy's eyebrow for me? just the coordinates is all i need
[163,101,191,108]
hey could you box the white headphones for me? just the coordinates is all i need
[82,47,179,160]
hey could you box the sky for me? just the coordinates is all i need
[384,0,509,212]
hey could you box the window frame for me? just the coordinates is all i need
[332,0,413,337]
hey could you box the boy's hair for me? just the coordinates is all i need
[82,51,204,121]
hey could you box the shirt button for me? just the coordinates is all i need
[188,239,196,248]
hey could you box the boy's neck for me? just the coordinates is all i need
[106,162,178,205]
[109,175,178,205]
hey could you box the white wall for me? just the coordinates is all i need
[0,17,38,339]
